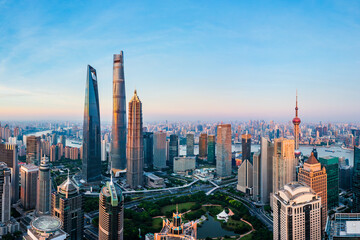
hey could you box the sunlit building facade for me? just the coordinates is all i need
[216,124,232,178]
[199,133,207,159]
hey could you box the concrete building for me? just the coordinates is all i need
[153,132,166,169]
[273,182,321,240]
[169,134,179,167]
[0,143,19,204]
[237,159,253,195]
[298,152,327,232]
[216,124,232,178]
[272,138,296,195]
[143,132,154,168]
[23,215,68,240]
[110,51,127,172]
[144,172,165,188]
[319,156,339,209]
[82,65,102,183]
[326,213,360,239]
[20,164,39,210]
[207,135,216,164]
[99,178,124,240]
[199,133,207,159]
[52,175,84,239]
[241,133,251,162]
[173,156,196,174]
[126,90,144,189]
[186,133,195,157]
[36,156,51,215]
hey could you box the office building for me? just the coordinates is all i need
[153,132,166,169]
[252,152,260,201]
[199,133,207,159]
[298,152,327,231]
[169,134,179,167]
[241,133,251,162]
[339,165,352,191]
[237,159,253,194]
[154,210,197,240]
[144,172,165,188]
[273,182,321,240]
[23,215,68,240]
[0,143,19,203]
[52,175,84,239]
[101,139,107,161]
[353,146,360,212]
[99,178,124,240]
[272,138,296,194]
[36,156,51,215]
[173,156,196,174]
[186,133,194,157]
[326,213,360,239]
[143,132,154,168]
[208,135,216,164]
[126,90,144,189]
[216,124,232,178]
[110,51,127,172]
[260,137,274,204]
[319,156,339,209]
[26,136,40,164]
[293,92,301,151]
[20,164,39,210]
[82,65,102,183]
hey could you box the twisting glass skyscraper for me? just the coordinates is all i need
[82,65,102,183]
[111,51,127,172]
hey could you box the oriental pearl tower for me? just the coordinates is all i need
[293,91,301,157]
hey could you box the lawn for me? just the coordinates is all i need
[152,218,163,230]
[161,202,196,214]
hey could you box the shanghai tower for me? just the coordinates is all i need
[82,65,102,183]
[111,51,127,172]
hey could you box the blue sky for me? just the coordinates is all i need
[0,0,359,122]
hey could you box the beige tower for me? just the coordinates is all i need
[126,90,144,189]
[272,138,296,195]
[216,124,232,178]
[273,182,321,240]
[298,152,327,232]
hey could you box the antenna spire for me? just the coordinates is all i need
[176,204,178,214]
[295,89,299,117]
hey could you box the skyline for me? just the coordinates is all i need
[1,1,360,122]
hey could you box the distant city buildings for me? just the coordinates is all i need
[216,124,232,178]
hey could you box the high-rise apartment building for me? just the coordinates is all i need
[0,143,19,204]
[126,90,144,189]
[273,182,321,240]
[20,164,39,210]
[319,156,339,209]
[99,178,124,240]
[216,124,232,178]
[169,134,179,167]
[199,133,208,159]
[82,65,102,183]
[186,134,195,157]
[353,146,360,212]
[143,132,154,168]
[52,175,84,239]
[260,137,274,204]
[36,156,51,215]
[153,132,166,169]
[241,133,251,162]
[50,145,59,162]
[298,152,327,232]
[272,138,296,194]
[208,135,216,164]
[110,51,127,172]
[26,136,40,164]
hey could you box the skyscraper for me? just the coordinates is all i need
[207,135,216,164]
[36,156,51,215]
[99,178,124,240]
[241,133,251,162]
[319,156,339,209]
[143,132,154,168]
[199,133,207,159]
[252,152,260,201]
[186,134,194,157]
[126,90,144,189]
[260,137,274,204]
[0,143,19,204]
[82,65,102,183]
[169,134,179,167]
[273,182,321,240]
[0,163,11,223]
[153,132,166,169]
[353,146,360,212]
[293,91,301,151]
[237,159,253,194]
[52,174,84,240]
[26,136,40,164]
[110,52,127,172]
[272,138,296,194]
[20,164,38,210]
[298,152,327,232]
[216,124,232,178]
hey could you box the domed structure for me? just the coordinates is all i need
[57,176,78,198]
[293,117,301,125]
